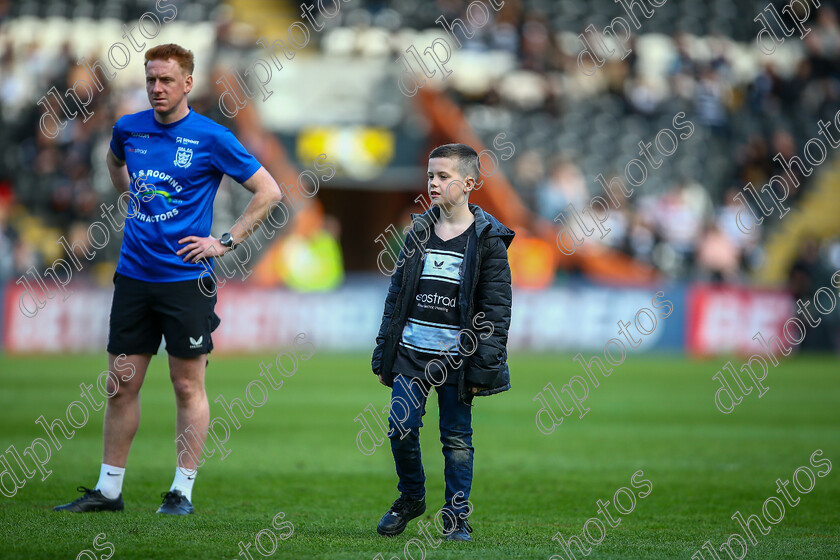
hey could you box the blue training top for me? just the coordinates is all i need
[109,107,261,282]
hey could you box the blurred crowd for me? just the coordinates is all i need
[506,13,840,280]
[395,1,840,282]
[2,0,840,289]
[0,12,225,287]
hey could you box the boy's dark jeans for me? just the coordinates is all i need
[388,374,473,518]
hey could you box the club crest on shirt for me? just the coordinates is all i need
[174,146,193,168]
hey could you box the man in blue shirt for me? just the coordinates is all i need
[54,44,282,515]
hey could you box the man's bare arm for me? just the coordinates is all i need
[105,149,131,194]
[177,166,283,263]
[228,166,283,245]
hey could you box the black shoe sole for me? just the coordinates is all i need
[156,490,194,515]
[376,503,426,537]
[53,504,124,512]
[156,504,194,515]
[53,501,124,513]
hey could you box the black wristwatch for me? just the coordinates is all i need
[220,232,236,250]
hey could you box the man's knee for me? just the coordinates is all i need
[108,382,138,402]
[169,355,207,401]
[104,353,149,399]
[171,376,204,401]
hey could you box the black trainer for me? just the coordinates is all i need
[53,487,124,512]
[443,515,472,541]
[156,490,194,515]
[377,494,426,536]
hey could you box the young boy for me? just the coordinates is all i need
[371,143,515,541]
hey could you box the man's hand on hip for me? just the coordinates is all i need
[177,235,229,263]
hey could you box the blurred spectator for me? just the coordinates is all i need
[595,195,630,252]
[625,76,665,116]
[716,187,760,253]
[789,239,820,303]
[735,135,772,187]
[511,149,545,213]
[0,0,10,24]
[770,130,807,204]
[627,210,657,265]
[0,192,18,283]
[696,222,740,283]
[650,181,709,275]
[788,239,834,350]
[256,201,344,292]
[694,66,732,136]
[805,6,840,78]
[536,156,587,221]
[519,16,564,73]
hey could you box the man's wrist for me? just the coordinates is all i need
[219,232,237,251]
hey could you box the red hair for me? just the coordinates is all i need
[144,44,194,75]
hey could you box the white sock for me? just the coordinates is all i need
[170,467,196,502]
[94,464,125,500]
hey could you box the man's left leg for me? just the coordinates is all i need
[153,272,219,514]
[157,354,209,514]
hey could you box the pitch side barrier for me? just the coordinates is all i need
[5,281,809,357]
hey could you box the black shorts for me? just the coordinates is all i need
[107,272,221,358]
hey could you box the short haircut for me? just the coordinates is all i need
[429,143,480,180]
[144,44,195,75]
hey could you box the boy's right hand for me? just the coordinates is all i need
[378,374,387,386]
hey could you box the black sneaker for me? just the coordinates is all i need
[443,515,472,541]
[377,494,426,536]
[156,490,194,515]
[53,486,124,512]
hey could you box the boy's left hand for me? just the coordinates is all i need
[469,386,480,394]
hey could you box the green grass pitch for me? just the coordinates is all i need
[0,352,838,559]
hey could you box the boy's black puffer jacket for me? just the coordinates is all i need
[371,203,515,405]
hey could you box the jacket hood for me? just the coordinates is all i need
[411,203,515,248]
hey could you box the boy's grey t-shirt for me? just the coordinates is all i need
[392,223,475,384]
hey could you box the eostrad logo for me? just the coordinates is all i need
[416,293,456,307]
